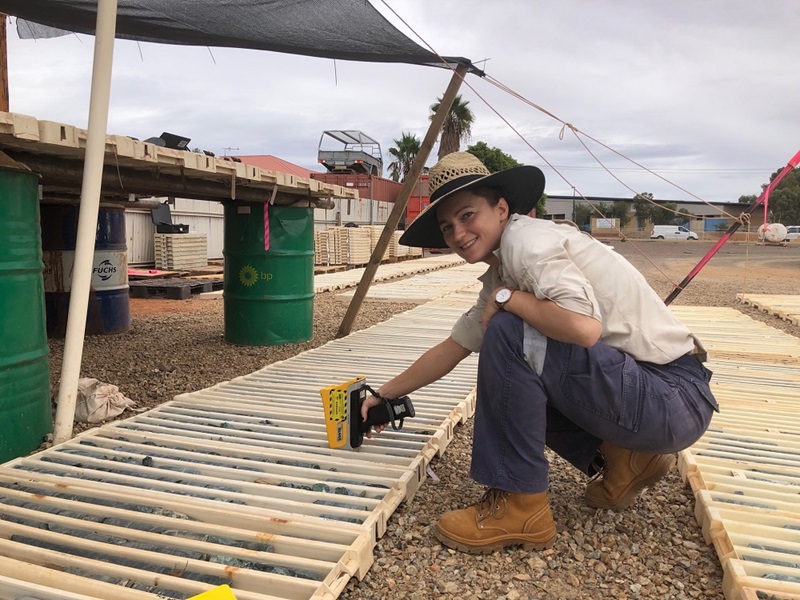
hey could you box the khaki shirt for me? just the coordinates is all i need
[451,215,704,365]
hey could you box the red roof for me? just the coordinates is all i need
[233,155,321,179]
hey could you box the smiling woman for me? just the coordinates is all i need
[435,187,508,264]
[366,151,718,556]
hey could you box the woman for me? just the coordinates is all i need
[363,152,718,554]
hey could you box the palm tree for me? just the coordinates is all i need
[430,94,475,160]
[387,132,422,182]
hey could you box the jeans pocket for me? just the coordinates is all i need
[560,353,642,432]
[690,377,720,413]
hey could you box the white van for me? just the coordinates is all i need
[650,225,698,240]
[785,225,800,241]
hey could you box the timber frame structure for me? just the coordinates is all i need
[0,111,355,208]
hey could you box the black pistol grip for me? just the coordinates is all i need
[361,402,392,432]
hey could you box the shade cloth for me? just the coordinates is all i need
[4,0,481,74]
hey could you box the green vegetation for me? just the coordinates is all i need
[466,142,546,216]
[390,99,549,216]
[387,132,422,182]
[633,193,691,226]
[430,94,474,160]
[466,141,521,172]
[739,167,800,225]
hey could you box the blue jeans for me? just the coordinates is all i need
[469,312,718,494]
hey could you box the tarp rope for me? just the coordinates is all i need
[663,149,800,305]
[377,0,796,301]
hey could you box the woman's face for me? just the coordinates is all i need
[437,189,509,264]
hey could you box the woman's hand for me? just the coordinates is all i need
[360,393,387,438]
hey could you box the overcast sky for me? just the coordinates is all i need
[7,1,799,203]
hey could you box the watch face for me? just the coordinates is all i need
[496,288,512,304]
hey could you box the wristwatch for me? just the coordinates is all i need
[495,287,514,310]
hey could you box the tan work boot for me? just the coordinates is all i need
[585,442,677,511]
[434,488,557,554]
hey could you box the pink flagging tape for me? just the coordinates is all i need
[264,203,270,252]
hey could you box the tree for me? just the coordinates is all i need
[763,166,800,224]
[386,132,421,182]
[608,201,633,228]
[633,192,654,227]
[536,193,548,219]
[739,167,800,224]
[430,94,474,160]
[633,193,688,226]
[573,203,593,230]
[652,201,679,225]
[466,141,547,216]
[467,141,521,172]
[590,201,631,228]
[676,208,692,225]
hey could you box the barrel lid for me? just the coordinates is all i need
[0,151,35,173]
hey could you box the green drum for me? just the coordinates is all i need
[0,166,52,463]
[223,203,314,345]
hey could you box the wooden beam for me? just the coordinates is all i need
[336,62,469,338]
[5,149,336,208]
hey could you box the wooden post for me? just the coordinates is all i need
[336,62,469,338]
[0,14,8,112]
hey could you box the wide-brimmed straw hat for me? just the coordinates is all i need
[399,152,545,248]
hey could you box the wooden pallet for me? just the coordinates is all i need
[314,254,464,293]
[187,265,225,277]
[672,306,800,600]
[335,263,485,304]
[127,269,186,280]
[129,278,223,300]
[737,293,800,325]
[314,265,347,275]
[0,291,478,599]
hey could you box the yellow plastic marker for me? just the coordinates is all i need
[188,585,238,600]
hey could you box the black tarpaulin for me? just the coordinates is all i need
[3,0,481,74]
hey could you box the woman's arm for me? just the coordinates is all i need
[485,288,601,348]
[361,336,472,429]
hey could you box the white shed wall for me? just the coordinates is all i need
[126,197,391,266]
[125,198,224,266]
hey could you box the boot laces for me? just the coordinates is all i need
[588,452,607,484]
[476,488,507,519]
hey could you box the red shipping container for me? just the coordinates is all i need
[410,173,430,199]
[407,174,430,226]
[311,173,402,204]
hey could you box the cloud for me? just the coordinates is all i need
[7,0,799,203]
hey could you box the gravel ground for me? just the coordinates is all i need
[46,240,800,600]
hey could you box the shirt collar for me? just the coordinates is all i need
[493,215,519,278]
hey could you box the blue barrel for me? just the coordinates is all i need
[223,203,314,345]
[40,202,130,337]
[0,166,53,462]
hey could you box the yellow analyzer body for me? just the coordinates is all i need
[319,375,367,449]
